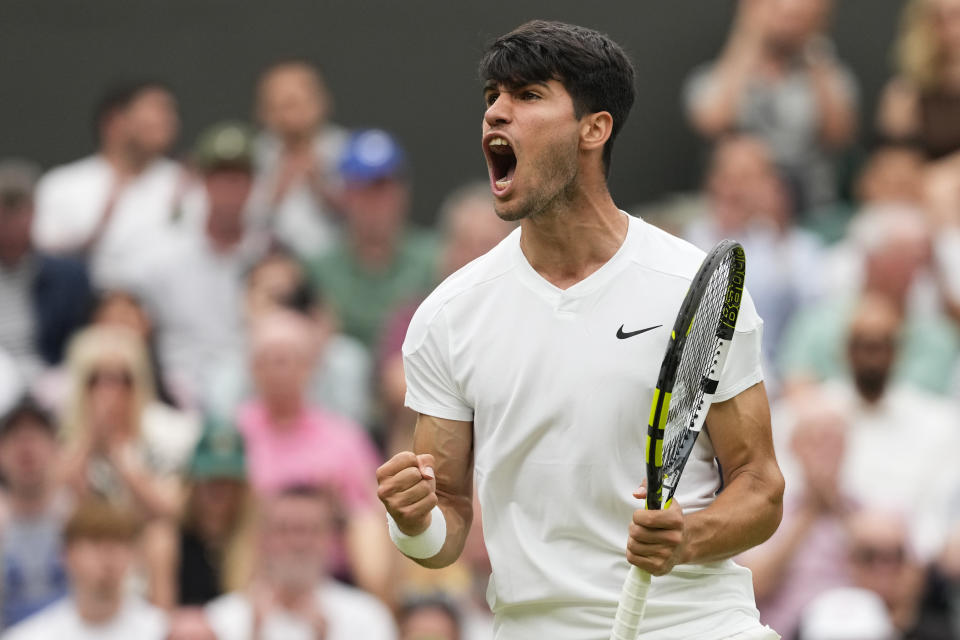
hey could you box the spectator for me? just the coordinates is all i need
[242,248,308,320]
[796,587,898,640]
[684,0,858,213]
[204,248,372,428]
[237,310,390,597]
[683,136,823,379]
[845,509,954,639]
[878,0,960,159]
[162,419,254,607]
[32,81,182,289]
[205,486,396,640]
[131,122,266,403]
[0,396,71,629]
[854,145,927,208]
[779,295,960,558]
[308,129,437,350]
[249,60,347,258]
[166,608,216,640]
[398,596,462,640]
[92,290,179,409]
[806,143,928,244]
[1,499,166,640]
[780,209,959,395]
[0,160,94,381]
[238,310,379,497]
[740,400,854,637]
[432,183,515,283]
[59,326,198,519]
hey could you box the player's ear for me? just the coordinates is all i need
[580,111,613,153]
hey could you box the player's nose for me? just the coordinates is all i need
[484,94,512,127]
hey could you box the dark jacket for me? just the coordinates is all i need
[31,253,93,364]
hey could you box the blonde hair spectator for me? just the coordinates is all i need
[61,325,155,446]
[879,0,960,157]
[895,0,960,89]
[59,325,199,521]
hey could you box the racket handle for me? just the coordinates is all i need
[609,565,652,640]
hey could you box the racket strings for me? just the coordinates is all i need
[661,252,735,478]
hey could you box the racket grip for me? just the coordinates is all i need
[609,565,652,640]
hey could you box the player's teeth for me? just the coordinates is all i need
[495,178,511,187]
[490,137,509,146]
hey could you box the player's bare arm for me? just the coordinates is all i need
[627,382,784,575]
[376,413,474,569]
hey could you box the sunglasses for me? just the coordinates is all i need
[850,544,905,567]
[848,337,896,352]
[86,369,134,389]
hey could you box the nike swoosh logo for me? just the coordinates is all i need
[616,324,662,339]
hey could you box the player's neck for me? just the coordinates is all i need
[519,186,626,291]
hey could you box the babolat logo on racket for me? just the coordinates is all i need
[721,247,746,330]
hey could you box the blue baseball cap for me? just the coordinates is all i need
[339,129,407,182]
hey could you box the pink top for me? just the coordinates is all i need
[237,402,381,511]
[739,497,854,636]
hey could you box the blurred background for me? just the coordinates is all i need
[0,0,905,222]
[1,1,960,639]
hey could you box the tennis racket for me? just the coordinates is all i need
[609,239,746,640]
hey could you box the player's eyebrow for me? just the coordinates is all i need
[482,80,551,95]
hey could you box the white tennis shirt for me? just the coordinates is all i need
[403,214,768,639]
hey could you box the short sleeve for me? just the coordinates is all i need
[714,287,765,402]
[402,303,474,422]
[32,172,78,251]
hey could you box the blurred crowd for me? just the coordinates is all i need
[0,0,959,638]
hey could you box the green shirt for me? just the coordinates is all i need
[779,297,960,395]
[308,231,438,349]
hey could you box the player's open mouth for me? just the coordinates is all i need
[484,133,518,197]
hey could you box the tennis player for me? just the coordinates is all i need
[376,20,785,640]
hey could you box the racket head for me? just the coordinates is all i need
[645,240,746,510]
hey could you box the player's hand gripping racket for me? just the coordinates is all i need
[609,240,746,640]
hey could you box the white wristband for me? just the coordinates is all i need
[387,505,447,559]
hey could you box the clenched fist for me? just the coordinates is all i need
[376,451,438,536]
[626,484,688,576]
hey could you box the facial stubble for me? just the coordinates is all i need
[494,137,580,223]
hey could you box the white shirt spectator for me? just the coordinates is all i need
[205,581,397,640]
[774,381,960,560]
[248,127,347,259]
[129,231,261,404]
[1,596,166,640]
[32,155,183,289]
[820,204,942,318]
